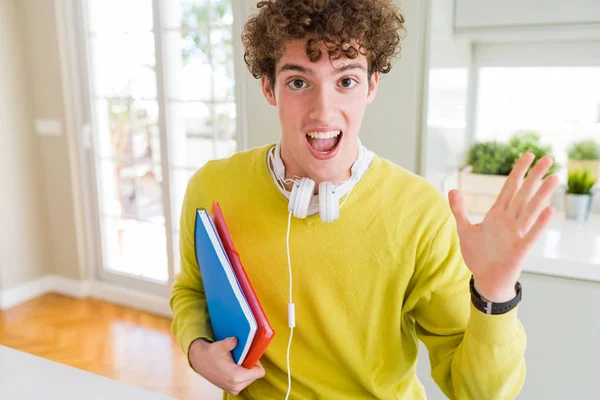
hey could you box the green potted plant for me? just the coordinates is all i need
[568,138,600,180]
[565,166,598,221]
[460,131,558,214]
[508,131,560,177]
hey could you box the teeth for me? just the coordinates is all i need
[307,130,341,139]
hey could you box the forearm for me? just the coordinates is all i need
[448,304,526,400]
[170,275,215,360]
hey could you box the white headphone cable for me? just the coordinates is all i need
[338,175,358,209]
[285,210,295,400]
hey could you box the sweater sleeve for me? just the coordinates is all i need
[410,212,526,400]
[169,174,215,364]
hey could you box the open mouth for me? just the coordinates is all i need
[306,130,343,158]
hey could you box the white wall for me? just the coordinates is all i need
[238,0,430,173]
[454,0,600,29]
[21,0,82,281]
[517,273,600,399]
[0,0,85,293]
[0,0,51,290]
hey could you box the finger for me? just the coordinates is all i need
[256,361,265,374]
[510,156,555,219]
[493,152,535,211]
[226,366,264,397]
[232,362,266,383]
[518,174,560,234]
[448,189,471,232]
[521,206,555,252]
[218,337,238,352]
[244,362,266,380]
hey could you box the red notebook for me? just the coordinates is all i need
[211,201,275,369]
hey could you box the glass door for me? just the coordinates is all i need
[79,0,238,293]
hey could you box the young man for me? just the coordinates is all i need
[170,0,559,399]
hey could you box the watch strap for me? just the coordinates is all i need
[470,276,522,315]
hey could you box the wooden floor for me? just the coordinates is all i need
[0,294,223,400]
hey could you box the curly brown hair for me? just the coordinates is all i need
[242,0,406,86]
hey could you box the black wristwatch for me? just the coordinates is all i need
[470,276,522,315]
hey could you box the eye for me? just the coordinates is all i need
[339,78,358,89]
[288,79,307,90]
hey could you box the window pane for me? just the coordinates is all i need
[215,138,237,160]
[180,0,210,30]
[164,31,212,102]
[97,159,164,222]
[212,61,235,102]
[97,160,136,219]
[101,217,168,283]
[168,101,215,169]
[94,99,160,161]
[476,67,600,169]
[164,0,232,30]
[210,0,233,26]
[136,161,165,223]
[163,30,234,102]
[88,0,154,34]
[183,136,222,167]
[211,27,235,101]
[210,26,233,64]
[91,33,157,99]
[214,102,236,142]
[170,168,198,230]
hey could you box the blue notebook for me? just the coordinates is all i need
[194,208,257,365]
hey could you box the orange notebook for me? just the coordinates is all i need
[211,201,275,369]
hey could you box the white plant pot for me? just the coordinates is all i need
[565,193,593,221]
[458,166,508,214]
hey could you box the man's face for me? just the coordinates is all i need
[261,39,379,188]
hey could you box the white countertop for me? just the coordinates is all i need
[0,345,175,400]
[470,212,600,283]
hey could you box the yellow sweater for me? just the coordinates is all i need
[170,143,526,400]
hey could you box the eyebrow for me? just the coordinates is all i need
[277,62,366,75]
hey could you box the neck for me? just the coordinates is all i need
[278,147,353,195]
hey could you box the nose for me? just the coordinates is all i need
[308,86,336,123]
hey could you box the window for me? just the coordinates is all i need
[472,42,600,179]
[475,67,600,172]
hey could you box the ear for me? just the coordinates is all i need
[261,76,277,106]
[366,72,379,104]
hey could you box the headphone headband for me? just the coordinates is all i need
[267,139,374,222]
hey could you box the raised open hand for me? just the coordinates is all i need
[448,153,560,302]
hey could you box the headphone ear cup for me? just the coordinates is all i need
[289,178,314,219]
[319,181,339,223]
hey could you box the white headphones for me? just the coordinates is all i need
[267,139,374,223]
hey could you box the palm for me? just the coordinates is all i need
[449,153,560,300]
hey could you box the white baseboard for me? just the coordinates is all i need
[90,281,172,318]
[48,275,91,299]
[0,275,55,310]
[0,274,172,318]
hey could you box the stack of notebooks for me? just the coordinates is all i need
[193,202,275,368]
